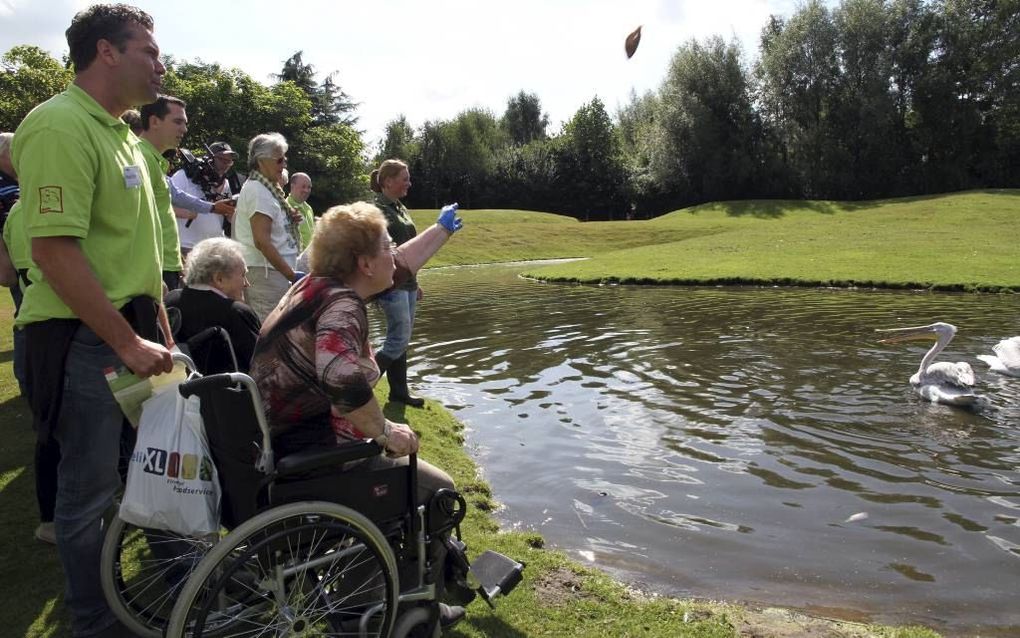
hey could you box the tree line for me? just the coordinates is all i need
[382,0,1018,219]
[1,48,364,214]
[2,0,1017,220]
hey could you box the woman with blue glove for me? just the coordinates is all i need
[370,159,461,406]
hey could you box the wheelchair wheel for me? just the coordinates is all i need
[165,501,399,638]
[100,515,217,637]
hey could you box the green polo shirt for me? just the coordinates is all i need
[12,83,163,326]
[2,200,31,271]
[139,136,183,272]
[286,195,315,250]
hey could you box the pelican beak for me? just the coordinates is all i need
[876,325,939,344]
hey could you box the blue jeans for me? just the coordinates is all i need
[52,324,125,636]
[377,287,417,361]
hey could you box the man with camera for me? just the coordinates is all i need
[171,140,237,259]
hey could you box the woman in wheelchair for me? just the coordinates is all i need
[165,237,261,373]
[249,202,466,628]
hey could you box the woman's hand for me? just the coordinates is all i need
[384,421,419,457]
[437,203,463,233]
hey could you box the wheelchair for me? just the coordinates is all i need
[103,353,524,637]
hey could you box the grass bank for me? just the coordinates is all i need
[0,294,939,637]
[410,190,1020,292]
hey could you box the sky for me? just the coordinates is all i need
[0,0,804,151]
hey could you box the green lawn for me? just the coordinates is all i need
[410,190,1020,292]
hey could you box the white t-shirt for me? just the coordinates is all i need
[171,170,230,249]
[234,179,299,269]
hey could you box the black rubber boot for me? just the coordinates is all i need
[387,352,425,407]
[374,351,394,375]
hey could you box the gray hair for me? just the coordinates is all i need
[184,237,246,287]
[0,132,13,159]
[247,132,288,170]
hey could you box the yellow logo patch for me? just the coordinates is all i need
[39,186,63,214]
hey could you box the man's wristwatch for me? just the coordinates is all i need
[374,421,392,448]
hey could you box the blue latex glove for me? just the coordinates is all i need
[437,203,463,233]
[291,271,307,284]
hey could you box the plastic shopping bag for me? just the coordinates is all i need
[119,385,221,536]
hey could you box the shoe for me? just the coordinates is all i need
[34,522,56,545]
[438,603,465,630]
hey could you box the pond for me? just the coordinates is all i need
[377,263,1020,634]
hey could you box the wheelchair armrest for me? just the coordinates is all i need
[276,440,382,477]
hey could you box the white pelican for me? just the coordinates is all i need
[877,322,981,406]
[977,336,1020,377]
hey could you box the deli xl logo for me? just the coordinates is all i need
[140,447,213,481]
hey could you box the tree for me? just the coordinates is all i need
[830,0,906,198]
[557,97,627,220]
[0,46,73,131]
[377,115,416,164]
[755,1,842,198]
[293,123,367,210]
[276,51,358,127]
[501,91,549,145]
[650,36,758,205]
[405,109,505,208]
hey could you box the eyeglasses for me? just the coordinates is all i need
[274,156,288,165]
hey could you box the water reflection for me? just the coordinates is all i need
[374,264,1020,633]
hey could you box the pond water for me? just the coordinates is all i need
[376,263,1020,634]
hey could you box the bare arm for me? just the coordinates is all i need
[250,213,296,281]
[32,236,172,377]
[344,398,418,457]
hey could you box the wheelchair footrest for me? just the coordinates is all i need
[470,550,525,604]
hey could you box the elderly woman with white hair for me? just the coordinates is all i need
[165,237,261,373]
[232,132,304,321]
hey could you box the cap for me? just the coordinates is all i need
[209,142,238,159]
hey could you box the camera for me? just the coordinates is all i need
[177,145,230,203]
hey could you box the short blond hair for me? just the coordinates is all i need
[309,202,388,280]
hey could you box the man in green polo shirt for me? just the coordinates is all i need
[138,94,187,291]
[11,5,173,636]
[287,171,316,250]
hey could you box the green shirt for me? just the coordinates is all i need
[11,83,163,326]
[2,200,31,271]
[138,136,183,272]
[286,195,315,250]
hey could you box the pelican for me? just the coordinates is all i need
[977,336,1020,377]
[877,322,981,406]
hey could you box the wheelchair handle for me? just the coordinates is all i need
[171,351,197,372]
[186,326,221,348]
[178,372,244,398]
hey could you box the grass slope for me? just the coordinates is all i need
[412,191,1020,292]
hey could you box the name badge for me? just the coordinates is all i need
[123,165,142,189]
